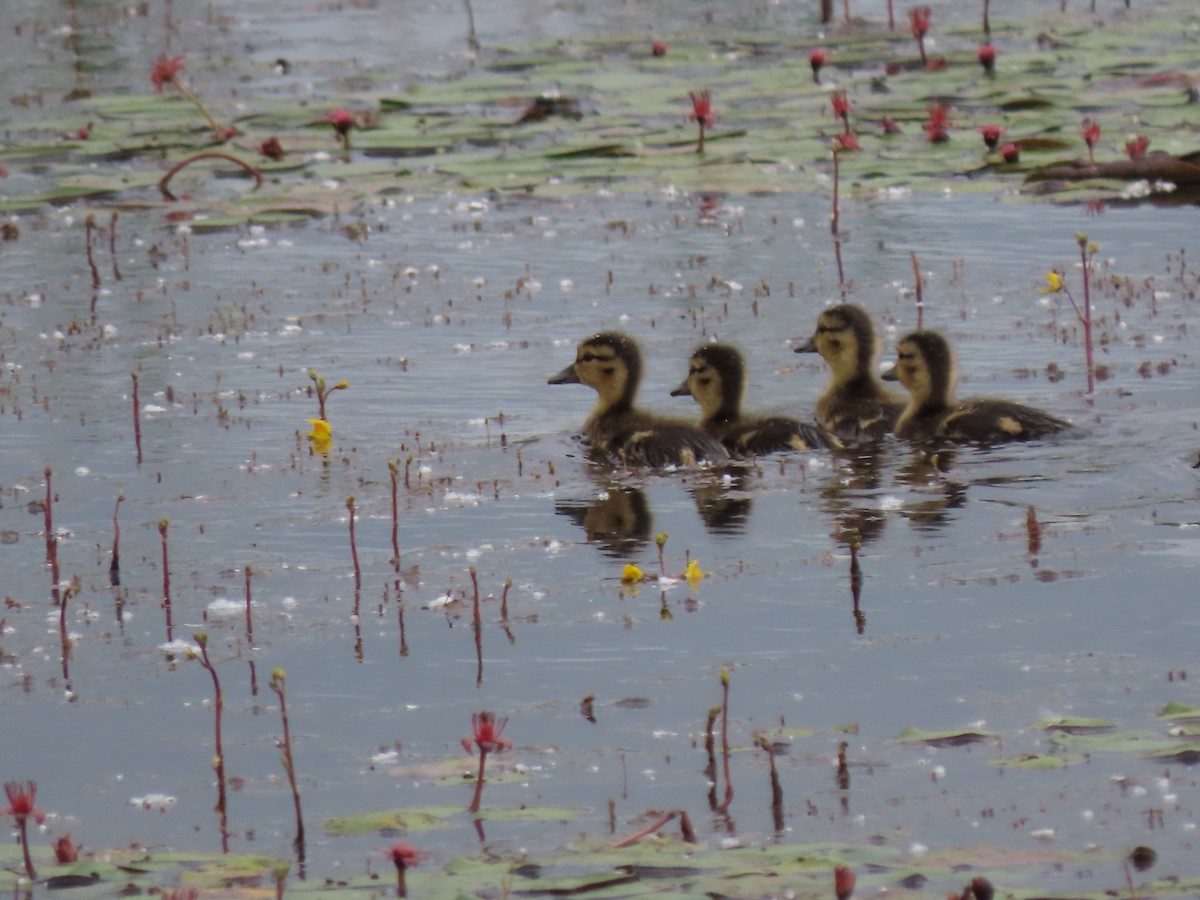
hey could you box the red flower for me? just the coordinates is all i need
[1081,119,1101,149]
[835,866,856,900]
[688,90,716,128]
[390,841,420,870]
[923,57,947,71]
[77,122,92,140]
[978,43,996,73]
[830,90,851,121]
[325,108,355,137]
[978,123,1005,150]
[810,48,830,83]
[2,781,46,826]
[151,53,186,92]
[880,116,902,135]
[923,103,951,143]
[259,137,284,161]
[1000,142,1020,163]
[1125,135,1149,160]
[651,41,668,57]
[835,132,861,151]
[908,6,932,39]
[53,835,78,864]
[464,710,511,754]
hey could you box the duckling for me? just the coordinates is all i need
[548,331,729,467]
[670,342,842,455]
[794,304,904,442]
[884,329,1074,443]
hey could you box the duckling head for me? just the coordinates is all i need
[549,331,642,413]
[794,304,881,385]
[888,330,957,408]
[671,343,745,420]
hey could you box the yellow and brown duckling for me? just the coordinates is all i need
[671,342,841,456]
[884,330,1074,443]
[794,304,905,442]
[548,331,729,467]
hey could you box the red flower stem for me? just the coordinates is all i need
[831,148,841,235]
[911,251,924,329]
[983,0,991,38]
[610,809,697,848]
[500,577,511,620]
[131,372,143,465]
[270,673,306,855]
[110,211,122,281]
[17,816,36,879]
[918,35,927,67]
[244,565,254,643]
[468,747,488,813]
[160,518,173,641]
[196,636,228,836]
[471,565,483,686]
[717,667,734,812]
[158,152,263,202]
[887,0,895,29]
[346,496,361,589]
[696,120,706,154]
[388,459,401,568]
[85,213,101,289]
[843,0,850,24]
[1079,243,1095,397]
[110,489,123,586]
[45,467,60,607]
[168,73,228,141]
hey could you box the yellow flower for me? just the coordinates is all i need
[307,418,332,453]
[684,559,704,590]
[1040,272,1064,294]
[620,563,645,586]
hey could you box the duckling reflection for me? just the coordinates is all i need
[689,471,754,535]
[794,304,904,443]
[884,330,1074,444]
[818,444,893,549]
[549,331,729,467]
[556,484,652,558]
[893,447,969,533]
[671,342,841,456]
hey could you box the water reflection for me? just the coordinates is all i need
[894,448,969,532]
[819,445,892,547]
[556,483,653,558]
[689,469,754,535]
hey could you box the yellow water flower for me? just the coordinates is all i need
[308,418,332,453]
[684,559,704,590]
[1040,272,1064,294]
[620,563,645,586]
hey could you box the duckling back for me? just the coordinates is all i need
[794,304,903,442]
[549,331,729,467]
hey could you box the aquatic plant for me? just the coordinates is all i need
[810,48,830,85]
[978,43,996,75]
[1000,142,1020,163]
[651,41,668,57]
[830,90,851,133]
[715,665,734,813]
[1043,233,1100,396]
[307,369,348,422]
[1081,119,1101,164]
[192,632,229,850]
[610,808,696,847]
[160,517,174,640]
[909,6,932,68]
[835,865,857,900]
[324,108,356,151]
[1125,134,1149,160]
[269,669,306,859]
[109,489,124,586]
[924,103,951,143]
[131,372,143,464]
[53,834,78,864]
[2,780,46,879]
[346,496,361,588]
[389,842,420,897]
[151,53,232,142]
[687,90,716,154]
[978,123,1004,151]
[307,418,332,454]
[463,711,511,814]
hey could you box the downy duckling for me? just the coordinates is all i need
[884,330,1074,443]
[670,342,842,455]
[794,304,904,442]
[548,331,729,467]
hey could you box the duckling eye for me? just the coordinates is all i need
[580,352,596,362]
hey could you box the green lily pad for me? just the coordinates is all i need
[895,725,998,747]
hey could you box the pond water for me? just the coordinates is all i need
[2,0,1199,897]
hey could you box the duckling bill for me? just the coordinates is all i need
[884,330,1074,443]
[794,304,904,442]
[549,331,729,467]
[671,342,841,456]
